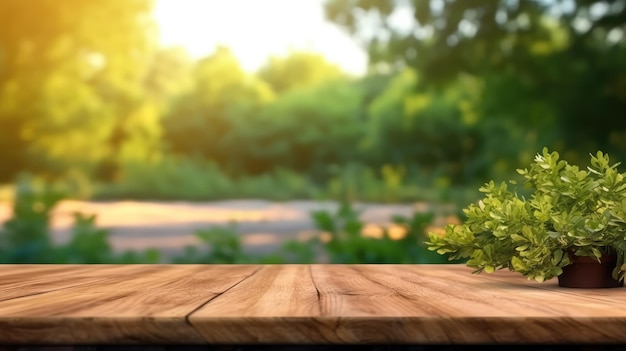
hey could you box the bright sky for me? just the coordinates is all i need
[152,0,369,76]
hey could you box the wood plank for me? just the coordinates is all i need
[188,264,626,344]
[190,264,450,343]
[2,264,626,345]
[0,265,259,344]
[354,265,626,343]
[408,265,626,311]
[0,265,169,302]
[0,264,82,278]
[188,265,323,343]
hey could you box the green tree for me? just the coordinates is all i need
[257,51,345,94]
[143,47,194,104]
[234,77,365,178]
[0,0,157,182]
[326,0,626,171]
[161,46,275,173]
[326,0,625,82]
[115,47,194,174]
[364,68,482,184]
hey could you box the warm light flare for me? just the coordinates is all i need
[152,0,367,76]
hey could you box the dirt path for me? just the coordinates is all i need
[0,200,455,262]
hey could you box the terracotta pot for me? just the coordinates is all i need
[558,251,624,288]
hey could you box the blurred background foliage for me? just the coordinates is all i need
[1,0,625,263]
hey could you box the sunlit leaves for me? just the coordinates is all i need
[427,148,626,282]
[257,52,345,94]
[327,0,626,179]
[0,0,157,181]
[158,47,276,173]
[161,48,363,179]
[363,67,482,184]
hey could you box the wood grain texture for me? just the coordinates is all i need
[188,265,323,343]
[1,264,625,345]
[189,265,626,344]
[0,265,166,302]
[0,265,259,344]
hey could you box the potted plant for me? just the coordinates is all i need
[426,148,626,288]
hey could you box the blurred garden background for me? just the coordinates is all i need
[0,0,625,264]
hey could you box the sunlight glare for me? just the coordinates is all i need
[152,0,368,76]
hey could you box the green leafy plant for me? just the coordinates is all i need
[171,225,254,264]
[312,200,450,264]
[0,175,161,264]
[0,176,64,263]
[426,148,626,282]
[58,213,161,264]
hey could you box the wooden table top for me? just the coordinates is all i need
[0,264,625,345]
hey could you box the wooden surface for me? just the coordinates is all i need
[1,264,625,345]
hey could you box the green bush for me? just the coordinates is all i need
[170,225,320,264]
[94,156,328,201]
[309,201,452,264]
[1,177,464,264]
[171,225,252,264]
[0,176,64,263]
[168,201,455,265]
[0,176,160,264]
[95,156,235,201]
[92,155,479,203]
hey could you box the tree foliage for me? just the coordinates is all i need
[238,77,364,178]
[0,0,157,182]
[325,0,626,168]
[364,68,482,183]
[326,0,626,80]
[257,51,344,93]
[3,0,626,205]
[161,47,276,173]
